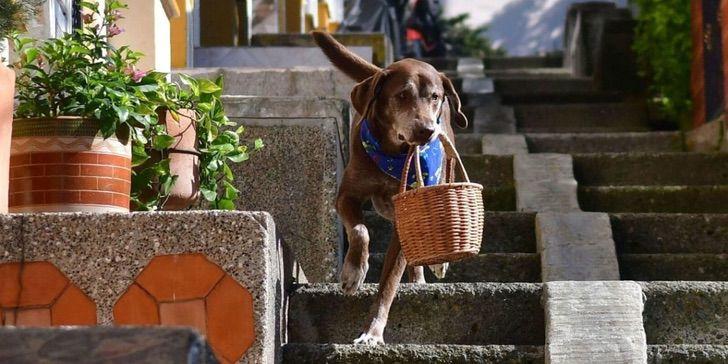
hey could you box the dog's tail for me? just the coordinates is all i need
[311,31,380,82]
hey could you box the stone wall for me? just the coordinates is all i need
[0,211,279,364]
[223,96,349,283]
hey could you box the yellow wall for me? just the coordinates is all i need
[170,0,187,68]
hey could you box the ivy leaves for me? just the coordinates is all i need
[179,75,263,210]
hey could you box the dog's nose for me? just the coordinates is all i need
[415,126,436,143]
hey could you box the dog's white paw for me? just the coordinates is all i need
[353,332,384,345]
[428,263,449,279]
[340,259,368,295]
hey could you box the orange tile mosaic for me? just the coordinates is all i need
[114,253,256,363]
[0,261,96,327]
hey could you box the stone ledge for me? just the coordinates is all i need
[544,281,647,363]
[0,211,278,363]
[513,153,580,212]
[536,212,620,281]
[223,97,346,283]
[0,327,216,363]
[482,134,528,155]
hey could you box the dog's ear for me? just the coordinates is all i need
[440,73,468,129]
[351,71,388,117]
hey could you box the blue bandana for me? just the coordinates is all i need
[360,119,444,187]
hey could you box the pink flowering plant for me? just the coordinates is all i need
[12,0,260,210]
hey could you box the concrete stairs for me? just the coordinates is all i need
[282,55,727,363]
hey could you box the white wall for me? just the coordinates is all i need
[443,0,628,56]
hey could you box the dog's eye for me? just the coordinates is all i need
[398,92,407,100]
[431,93,439,101]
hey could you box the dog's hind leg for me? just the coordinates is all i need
[406,266,426,283]
[354,231,407,345]
[337,193,370,295]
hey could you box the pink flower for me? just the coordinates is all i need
[82,13,94,24]
[125,67,146,83]
[107,24,124,37]
[110,10,125,21]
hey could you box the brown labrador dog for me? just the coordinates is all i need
[312,31,468,344]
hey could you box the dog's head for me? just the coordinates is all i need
[351,59,467,147]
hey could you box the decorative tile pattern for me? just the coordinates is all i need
[114,253,255,363]
[0,261,97,327]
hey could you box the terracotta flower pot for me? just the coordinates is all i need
[160,108,200,210]
[9,117,132,213]
[0,63,15,214]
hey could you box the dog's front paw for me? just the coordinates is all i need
[428,263,449,279]
[340,258,368,295]
[353,332,384,345]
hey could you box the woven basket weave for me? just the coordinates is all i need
[393,133,484,266]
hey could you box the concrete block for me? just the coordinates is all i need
[0,211,279,363]
[288,283,544,345]
[0,327,216,363]
[536,212,620,281]
[610,213,728,254]
[514,154,580,212]
[641,281,728,345]
[251,33,392,67]
[173,68,356,100]
[544,281,647,364]
[283,343,545,363]
[473,105,517,134]
[647,345,728,363]
[461,77,494,94]
[579,185,728,214]
[457,57,485,76]
[482,134,528,155]
[224,99,345,282]
[573,153,728,186]
[526,132,684,154]
[193,46,372,68]
[687,118,726,152]
[514,102,649,133]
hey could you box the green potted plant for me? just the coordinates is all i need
[10,0,260,213]
[0,0,43,213]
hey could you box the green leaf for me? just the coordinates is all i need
[152,134,176,150]
[24,48,38,63]
[198,79,222,94]
[201,187,217,202]
[113,105,129,123]
[216,199,235,210]
[254,138,264,150]
[227,152,249,163]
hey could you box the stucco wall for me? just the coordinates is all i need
[443,0,628,56]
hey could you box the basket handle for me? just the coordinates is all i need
[399,133,471,193]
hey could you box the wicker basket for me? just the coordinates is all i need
[393,133,484,266]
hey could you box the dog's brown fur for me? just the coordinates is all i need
[312,31,467,344]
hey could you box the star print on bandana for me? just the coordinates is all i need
[360,119,443,187]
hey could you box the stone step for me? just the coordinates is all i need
[579,186,728,213]
[514,102,649,133]
[282,344,728,364]
[365,253,541,283]
[525,132,684,154]
[495,79,624,103]
[484,56,563,70]
[461,155,516,211]
[362,211,536,254]
[647,345,728,363]
[282,344,545,364]
[641,282,728,345]
[287,283,544,345]
[610,213,728,254]
[620,254,728,281]
[485,68,573,79]
[573,153,728,186]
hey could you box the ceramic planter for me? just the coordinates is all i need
[9,117,132,213]
[160,108,200,210]
[0,63,14,213]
